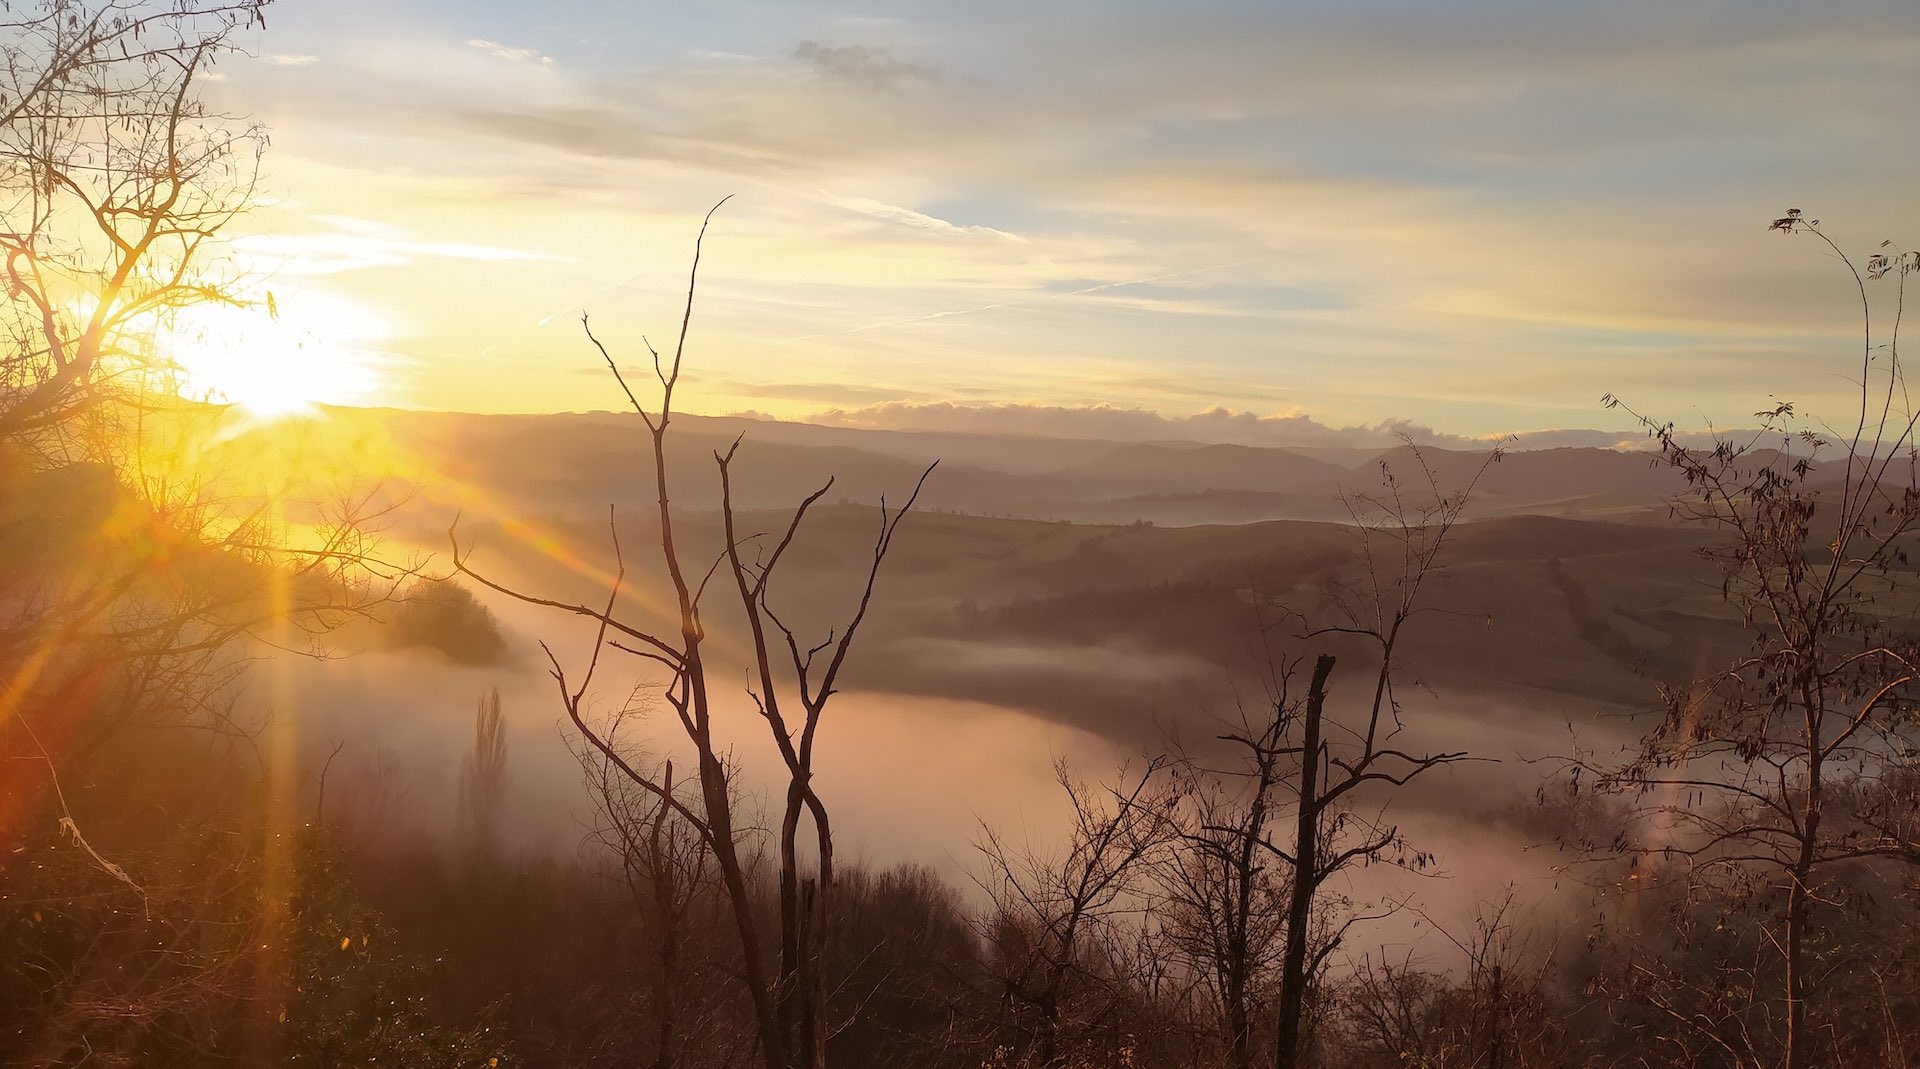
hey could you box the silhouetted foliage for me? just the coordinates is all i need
[457,686,510,863]
[389,579,510,665]
[1577,211,1920,1069]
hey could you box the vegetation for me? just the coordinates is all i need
[4,2,1920,1067]
[388,579,511,665]
[1,2,439,1062]
[1571,210,1920,1068]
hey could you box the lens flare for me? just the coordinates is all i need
[162,293,388,421]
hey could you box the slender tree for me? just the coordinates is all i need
[457,685,510,865]
[1161,711,1292,1069]
[453,202,933,1069]
[1584,210,1920,1069]
[1263,447,1495,1069]
[972,758,1175,1068]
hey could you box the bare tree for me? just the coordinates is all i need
[1,0,267,445]
[1337,892,1577,1069]
[0,5,426,1059]
[1159,692,1294,1068]
[1583,210,1920,1069]
[451,202,933,1069]
[633,758,696,1069]
[581,715,740,1069]
[0,5,469,1056]
[1,0,414,759]
[1260,448,1496,1069]
[972,757,1176,1068]
[564,681,753,1069]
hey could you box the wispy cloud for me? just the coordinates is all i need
[792,261,1256,341]
[819,193,1021,242]
[716,379,929,406]
[234,215,564,276]
[793,41,927,87]
[467,37,552,66]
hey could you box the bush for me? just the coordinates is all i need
[386,580,510,666]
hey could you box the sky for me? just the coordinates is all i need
[201,0,1920,444]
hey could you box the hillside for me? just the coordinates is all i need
[257,408,1703,533]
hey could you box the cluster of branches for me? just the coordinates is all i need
[501,213,1920,1069]
[959,452,1495,1069]
[0,4,435,1060]
[452,200,933,1069]
[0,0,415,749]
[0,0,419,757]
[464,239,1500,1065]
[1560,211,1920,1069]
[1,0,268,443]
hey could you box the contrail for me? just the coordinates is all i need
[782,259,1259,344]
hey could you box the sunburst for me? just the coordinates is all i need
[161,293,386,422]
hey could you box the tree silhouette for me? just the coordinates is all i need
[1585,210,1920,1069]
[457,686,509,866]
[453,202,933,1069]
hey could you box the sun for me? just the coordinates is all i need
[162,293,386,421]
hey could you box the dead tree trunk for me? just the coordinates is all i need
[1262,448,1491,1069]
[1274,654,1333,1069]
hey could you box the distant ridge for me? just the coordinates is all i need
[277,406,1727,528]
[1044,442,1351,496]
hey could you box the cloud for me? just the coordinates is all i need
[467,37,552,66]
[806,400,1653,452]
[716,379,930,406]
[801,400,1799,454]
[262,5,1920,196]
[264,53,319,67]
[793,41,928,88]
[818,193,1021,241]
[210,2,1920,428]
[234,215,564,276]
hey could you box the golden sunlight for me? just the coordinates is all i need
[162,292,388,420]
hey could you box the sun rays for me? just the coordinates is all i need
[160,292,388,424]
